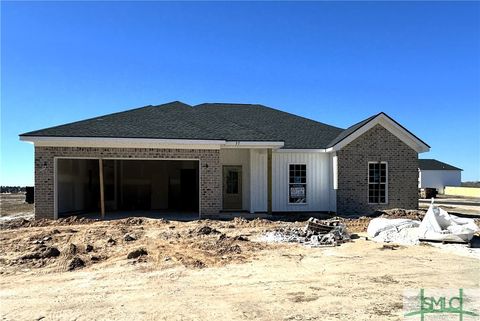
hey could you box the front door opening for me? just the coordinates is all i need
[222,165,242,210]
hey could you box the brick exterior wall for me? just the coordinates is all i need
[34,146,221,219]
[336,125,419,216]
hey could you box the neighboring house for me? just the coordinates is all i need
[418,159,462,194]
[20,101,430,219]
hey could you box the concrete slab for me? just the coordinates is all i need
[59,210,200,222]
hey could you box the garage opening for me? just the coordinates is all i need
[57,159,199,218]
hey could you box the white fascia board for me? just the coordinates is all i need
[419,169,462,172]
[20,136,225,149]
[330,114,430,153]
[275,148,327,153]
[222,141,284,149]
[332,154,338,190]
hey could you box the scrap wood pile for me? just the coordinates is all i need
[263,217,350,247]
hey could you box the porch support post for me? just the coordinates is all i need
[99,158,105,220]
[267,148,272,214]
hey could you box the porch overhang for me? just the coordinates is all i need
[222,141,284,149]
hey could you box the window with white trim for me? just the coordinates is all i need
[368,162,387,204]
[289,164,306,203]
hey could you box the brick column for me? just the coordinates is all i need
[34,146,55,219]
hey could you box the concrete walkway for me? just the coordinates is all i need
[419,196,480,217]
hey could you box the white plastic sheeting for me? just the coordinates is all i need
[367,200,479,245]
[418,202,479,243]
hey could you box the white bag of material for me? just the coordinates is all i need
[418,201,479,243]
[367,218,420,239]
[375,227,421,245]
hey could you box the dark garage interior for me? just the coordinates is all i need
[57,159,199,218]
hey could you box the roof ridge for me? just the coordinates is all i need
[196,102,345,131]
[191,106,278,140]
[195,102,260,107]
[153,100,192,108]
[258,104,345,131]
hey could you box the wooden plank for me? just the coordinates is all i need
[305,220,338,233]
[99,158,105,220]
[267,148,272,214]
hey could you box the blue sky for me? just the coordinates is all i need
[1,1,479,186]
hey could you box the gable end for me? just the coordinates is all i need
[329,113,429,153]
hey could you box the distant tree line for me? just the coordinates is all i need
[461,181,480,188]
[0,186,27,193]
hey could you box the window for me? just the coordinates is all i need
[226,170,239,194]
[289,164,306,203]
[368,162,387,204]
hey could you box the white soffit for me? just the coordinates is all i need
[19,136,285,150]
[19,136,225,150]
[275,149,327,153]
[223,141,284,149]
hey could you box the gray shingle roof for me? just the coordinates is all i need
[195,103,344,148]
[327,113,379,147]
[20,101,226,141]
[20,101,428,150]
[419,159,462,171]
[20,101,346,149]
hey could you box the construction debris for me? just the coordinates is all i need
[263,217,350,247]
[367,200,480,247]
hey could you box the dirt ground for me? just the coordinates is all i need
[0,193,34,221]
[0,194,479,321]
